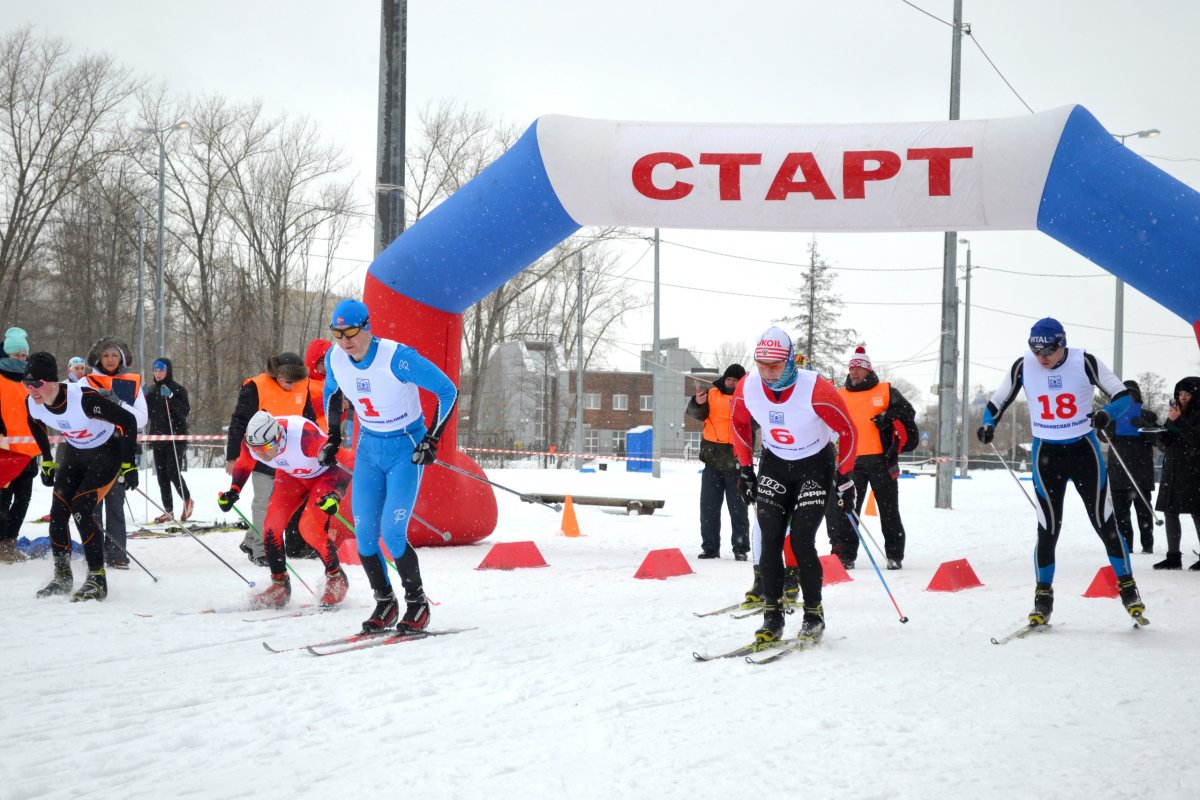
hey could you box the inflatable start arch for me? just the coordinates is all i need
[369,104,1200,545]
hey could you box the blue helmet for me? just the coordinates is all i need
[1028,317,1066,353]
[330,298,370,329]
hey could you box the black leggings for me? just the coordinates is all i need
[755,447,835,608]
[151,443,190,511]
[50,440,120,570]
[1031,435,1128,581]
[1163,513,1200,557]
[0,458,36,541]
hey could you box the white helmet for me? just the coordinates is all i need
[245,410,282,449]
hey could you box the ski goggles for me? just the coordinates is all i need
[21,378,48,390]
[329,325,364,340]
[248,439,280,457]
[1028,341,1061,357]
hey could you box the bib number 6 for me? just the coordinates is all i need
[769,427,795,445]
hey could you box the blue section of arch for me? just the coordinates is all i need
[368,119,581,314]
[1038,105,1200,327]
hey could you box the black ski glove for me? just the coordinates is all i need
[737,465,756,505]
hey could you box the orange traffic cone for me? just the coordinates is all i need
[864,488,879,517]
[560,495,582,537]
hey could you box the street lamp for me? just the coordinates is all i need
[1114,129,1160,145]
[1110,128,1159,376]
[135,121,189,364]
[958,238,972,479]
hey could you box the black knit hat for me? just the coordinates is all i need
[722,363,747,382]
[23,351,58,383]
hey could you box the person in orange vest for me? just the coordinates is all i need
[0,355,39,562]
[304,338,332,431]
[686,363,750,560]
[225,352,316,565]
[85,337,147,570]
[827,345,918,570]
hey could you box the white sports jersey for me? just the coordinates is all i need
[248,416,328,478]
[27,382,115,449]
[742,370,830,460]
[328,339,422,434]
[1022,348,1095,441]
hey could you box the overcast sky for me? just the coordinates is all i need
[11,0,1200,407]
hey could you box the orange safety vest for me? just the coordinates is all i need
[702,388,735,444]
[246,373,311,417]
[838,382,891,457]
[307,377,327,431]
[0,379,40,456]
[86,372,143,407]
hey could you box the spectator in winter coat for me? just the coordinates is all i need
[826,345,919,570]
[144,358,193,522]
[0,356,39,562]
[1152,377,1200,570]
[85,337,148,569]
[686,363,750,560]
[1104,380,1159,554]
[225,352,315,565]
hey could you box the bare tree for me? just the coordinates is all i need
[778,239,858,377]
[0,27,138,320]
[221,115,355,354]
[712,341,751,371]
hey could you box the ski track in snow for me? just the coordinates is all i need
[2,465,1198,799]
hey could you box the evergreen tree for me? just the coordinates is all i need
[778,240,858,379]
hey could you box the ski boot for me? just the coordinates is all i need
[396,590,430,634]
[1028,582,1054,626]
[741,566,764,610]
[361,588,399,634]
[782,566,800,608]
[799,604,825,642]
[250,573,291,609]
[754,599,785,645]
[886,558,903,570]
[36,556,73,598]
[71,569,108,602]
[1117,576,1147,623]
[319,567,349,607]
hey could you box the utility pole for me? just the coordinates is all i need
[958,239,972,479]
[652,229,662,478]
[935,0,965,510]
[575,251,584,470]
[375,0,407,255]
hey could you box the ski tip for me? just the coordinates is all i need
[262,642,279,653]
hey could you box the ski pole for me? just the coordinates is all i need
[133,486,256,587]
[433,458,562,512]
[989,442,1037,511]
[845,510,909,623]
[227,503,316,597]
[333,462,452,542]
[1098,429,1163,527]
[117,495,159,582]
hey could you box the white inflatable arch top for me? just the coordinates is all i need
[372,105,1200,345]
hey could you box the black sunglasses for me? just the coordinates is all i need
[1029,342,1060,357]
[22,378,47,389]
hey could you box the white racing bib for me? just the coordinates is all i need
[329,339,422,434]
[1022,348,1094,441]
[27,383,115,450]
[742,371,830,461]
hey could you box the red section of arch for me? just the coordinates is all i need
[362,274,497,546]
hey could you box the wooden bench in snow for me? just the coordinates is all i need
[522,494,666,516]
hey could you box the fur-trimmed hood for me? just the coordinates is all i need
[87,337,134,376]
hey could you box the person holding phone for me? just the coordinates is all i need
[1153,377,1200,570]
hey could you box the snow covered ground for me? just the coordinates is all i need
[4,462,1199,799]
